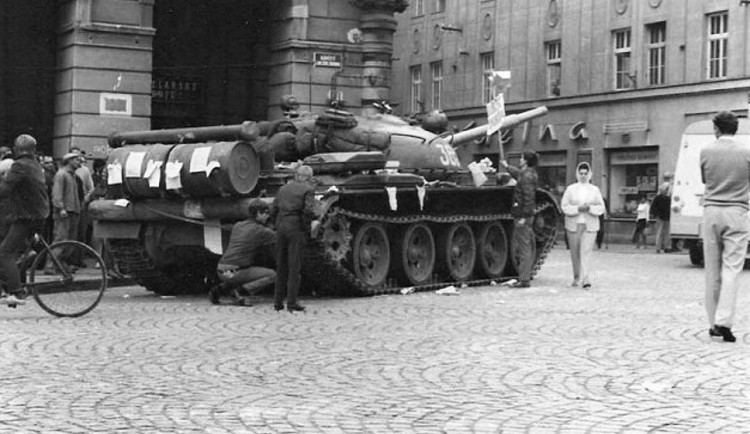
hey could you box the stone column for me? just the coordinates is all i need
[355,6,399,112]
[55,0,155,158]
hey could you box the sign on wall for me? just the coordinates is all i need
[99,93,132,117]
[314,52,342,68]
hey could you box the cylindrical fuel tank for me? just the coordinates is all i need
[116,144,174,198]
[166,141,260,197]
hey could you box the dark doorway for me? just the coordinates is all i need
[152,0,272,129]
[0,0,57,153]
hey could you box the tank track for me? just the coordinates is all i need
[107,239,196,295]
[306,202,558,297]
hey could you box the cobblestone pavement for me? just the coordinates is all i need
[0,245,748,433]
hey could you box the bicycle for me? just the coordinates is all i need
[2,232,108,317]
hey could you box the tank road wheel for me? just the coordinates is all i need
[394,223,436,286]
[436,222,476,282]
[475,221,508,279]
[351,222,391,288]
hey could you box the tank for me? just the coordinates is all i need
[91,107,560,296]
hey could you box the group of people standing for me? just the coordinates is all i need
[502,110,745,343]
[502,153,605,290]
[210,165,318,313]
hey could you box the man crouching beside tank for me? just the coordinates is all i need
[208,199,276,306]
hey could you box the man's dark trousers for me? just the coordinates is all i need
[0,219,43,295]
[274,227,305,307]
[514,219,534,282]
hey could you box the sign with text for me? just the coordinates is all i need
[486,92,505,136]
[99,93,132,117]
[314,52,342,68]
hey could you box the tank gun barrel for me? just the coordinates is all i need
[108,121,260,148]
[447,106,548,145]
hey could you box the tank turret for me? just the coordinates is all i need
[91,106,560,297]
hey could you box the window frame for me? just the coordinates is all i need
[413,0,424,16]
[613,29,632,90]
[434,0,445,13]
[646,22,666,86]
[430,61,443,110]
[480,52,495,104]
[545,40,562,97]
[706,12,728,79]
[409,65,422,114]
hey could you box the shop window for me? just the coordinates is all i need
[537,151,568,203]
[608,148,659,218]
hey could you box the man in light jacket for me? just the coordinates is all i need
[561,162,606,289]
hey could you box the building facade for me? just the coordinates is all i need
[0,0,403,158]
[391,0,750,234]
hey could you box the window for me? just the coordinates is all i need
[430,61,443,110]
[435,0,445,13]
[707,12,728,79]
[409,66,422,113]
[546,40,561,97]
[613,29,632,90]
[646,22,666,85]
[480,52,495,104]
[414,0,424,16]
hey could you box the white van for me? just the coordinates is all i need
[670,118,750,265]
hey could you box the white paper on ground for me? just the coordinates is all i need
[125,152,146,177]
[386,187,398,211]
[436,285,459,295]
[107,163,123,185]
[190,147,211,173]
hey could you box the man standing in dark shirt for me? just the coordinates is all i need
[650,184,672,253]
[270,165,318,312]
[210,199,276,306]
[500,151,539,288]
[0,135,50,306]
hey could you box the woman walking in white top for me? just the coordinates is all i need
[561,162,606,288]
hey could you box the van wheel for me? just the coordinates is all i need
[689,243,704,267]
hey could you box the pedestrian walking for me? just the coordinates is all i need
[651,184,672,253]
[45,153,82,274]
[0,135,50,306]
[561,162,605,289]
[209,199,277,306]
[500,151,538,288]
[700,111,749,343]
[632,195,650,249]
[270,165,319,312]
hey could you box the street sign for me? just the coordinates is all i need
[314,52,342,68]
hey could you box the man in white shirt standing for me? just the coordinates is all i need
[700,111,750,343]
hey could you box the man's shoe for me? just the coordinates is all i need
[510,281,530,288]
[1,294,26,306]
[274,304,285,311]
[582,283,592,289]
[287,304,306,312]
[709,326,721,337]
[715,325,736,343]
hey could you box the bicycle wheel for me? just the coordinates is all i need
[29,240,108,317]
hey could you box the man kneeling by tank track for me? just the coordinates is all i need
[209,199,276,306]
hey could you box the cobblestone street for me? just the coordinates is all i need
[0,245,748,433]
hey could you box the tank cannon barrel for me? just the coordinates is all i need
[108,121,260,148]
[447,106,549,145]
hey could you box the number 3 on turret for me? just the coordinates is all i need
[436,144,460,167]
